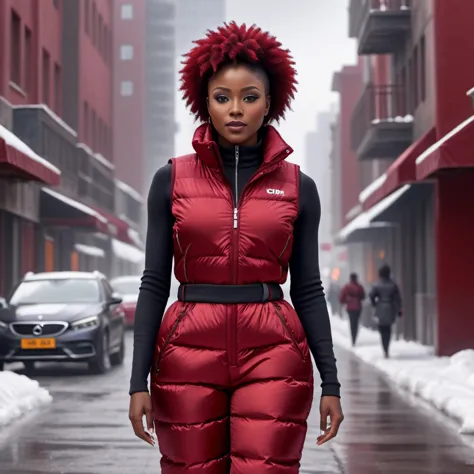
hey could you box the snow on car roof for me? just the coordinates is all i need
[25,271,105,281]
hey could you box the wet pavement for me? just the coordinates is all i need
[1,333,474,473]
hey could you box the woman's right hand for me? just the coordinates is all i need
[129,392,155,446]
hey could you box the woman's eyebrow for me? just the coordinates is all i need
[212,85,261,93]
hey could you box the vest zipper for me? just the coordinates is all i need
[229,145,240,366]
[233,145,239,228]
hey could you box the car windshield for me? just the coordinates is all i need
[9,279,101,305]
[111,278,140,295]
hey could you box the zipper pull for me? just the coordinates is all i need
[233,208,238,228]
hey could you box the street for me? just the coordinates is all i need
[1,331,474,474]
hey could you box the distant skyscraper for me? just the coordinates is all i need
[145,0,176,192]
[305,109,336,274]
[175,0,226,59]
[174,0,226,156]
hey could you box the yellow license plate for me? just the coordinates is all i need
[21,338,56,349]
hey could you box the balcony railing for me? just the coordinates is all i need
[349,0,411,55]
[351,84,413,159]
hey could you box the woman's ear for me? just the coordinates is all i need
[265,95,271,116]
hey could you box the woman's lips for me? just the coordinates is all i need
[226,121,247,132]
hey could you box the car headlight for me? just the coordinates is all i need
[71,315,100,331]
[0,320,8,332]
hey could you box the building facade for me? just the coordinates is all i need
[0,0,145,298]
[335,0,474,355]
[0,0,61,296]
[112,0,146,197]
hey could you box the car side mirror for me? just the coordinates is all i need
[0,297,7,309]
[108,292,123,306]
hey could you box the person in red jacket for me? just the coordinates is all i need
[339,273,366,346]
[128,22,343,473]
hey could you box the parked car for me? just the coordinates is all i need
[0,271,125,373]
[110,275,141,327]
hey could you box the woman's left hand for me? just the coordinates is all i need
[317,396,344,446]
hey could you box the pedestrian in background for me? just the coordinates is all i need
[369,265,403,358]
[339,272,365,346]
[128,22,343,473]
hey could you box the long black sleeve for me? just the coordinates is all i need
[129,164,174,395]
[289,172,341,398]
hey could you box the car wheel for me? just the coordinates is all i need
[110,329,125,367]
[89,330,111,374]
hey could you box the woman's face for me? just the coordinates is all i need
[207,63,270,147]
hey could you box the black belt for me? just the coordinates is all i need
[177,283,284,304]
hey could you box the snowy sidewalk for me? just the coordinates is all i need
[0,371,52,426]
[330,314,474,435]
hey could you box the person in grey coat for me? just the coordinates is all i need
[369,265,402,358]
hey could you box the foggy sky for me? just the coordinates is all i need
[226,0,357,169]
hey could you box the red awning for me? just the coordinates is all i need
[416,115,474,180]
[364,127,437,210]
[91,206,134,244]
[40,188,108,233]
[0,125,61,185]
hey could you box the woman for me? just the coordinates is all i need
[128,22,343,473]
[339,272,365,346]
[369,265,403,358]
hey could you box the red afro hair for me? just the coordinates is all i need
[179,22,297,124]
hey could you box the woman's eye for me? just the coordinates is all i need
[215,95,228,103]
[244,95,259,103]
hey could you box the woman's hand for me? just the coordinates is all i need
[129,391,155,446]
[317,396,344,446]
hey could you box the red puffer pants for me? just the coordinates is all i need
[150,299,314,473]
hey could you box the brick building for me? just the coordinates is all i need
[0,0,144,298]
[0,0,62,296]
[333,0,474,355]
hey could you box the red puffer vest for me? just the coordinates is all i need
[151,123,314,474]
[172,123,298,286]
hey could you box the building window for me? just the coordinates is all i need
[92,110,97,150]
[120,45,134,60]
[420,35,426,103]
[42,49,51,106]
[10,10,21,86]
[84,102,89,143]
[85,0,90,34]
[92,2,97,45]
[98,15,103,56]
[120,81,134,96]
[54,63,61,113]
[121,4,133,19]
[103,25,108,63]
[24,27,32,92]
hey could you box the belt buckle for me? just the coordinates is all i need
[261,283,270,302]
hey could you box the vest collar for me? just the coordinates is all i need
[192,123,294,170]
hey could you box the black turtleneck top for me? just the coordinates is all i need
[130,142,341,398]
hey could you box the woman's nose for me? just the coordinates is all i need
[229,98,243,116]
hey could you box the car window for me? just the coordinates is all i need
[10,279,101,305]
[110,277,141,295]
[102,279,113,299]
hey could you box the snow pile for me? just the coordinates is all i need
[0,371,52,426]
[330,315,474,435]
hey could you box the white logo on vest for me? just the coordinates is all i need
[266,188,285,196]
